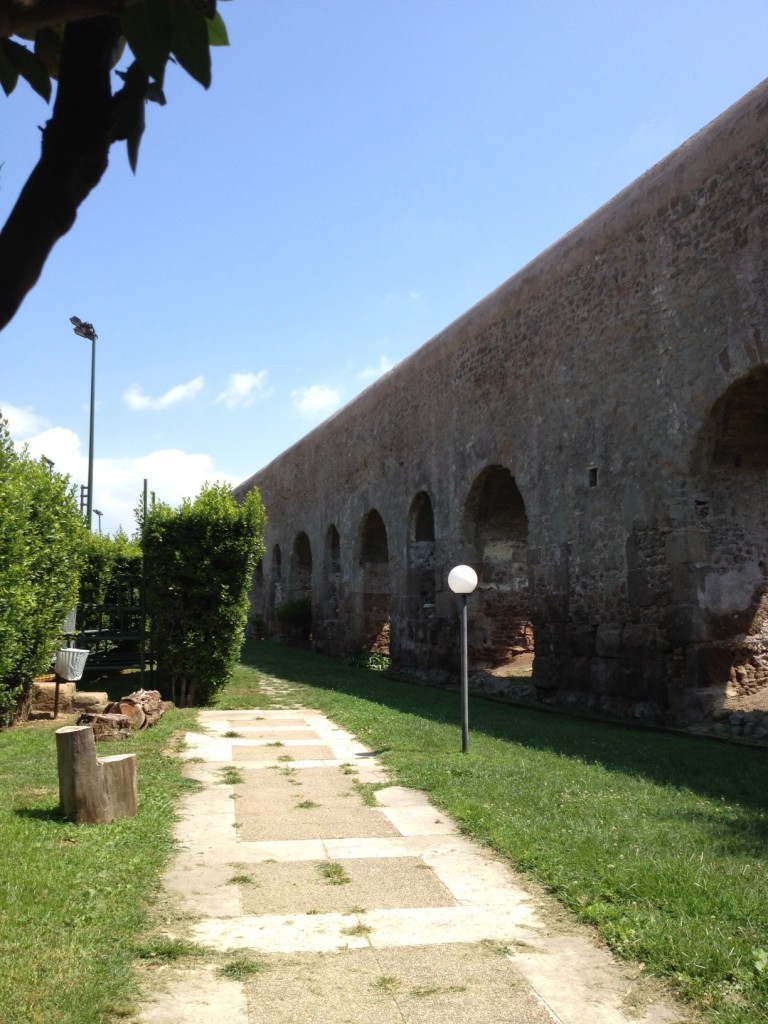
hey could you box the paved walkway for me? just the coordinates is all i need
[137,707,689,1024]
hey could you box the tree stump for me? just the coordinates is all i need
[56,725,138,824]
[104,689,165,729]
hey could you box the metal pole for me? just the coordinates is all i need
[86,332,95,530]
[460,593,469,753]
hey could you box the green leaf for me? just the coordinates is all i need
[34,27,63,80]
[121,0,173,83]
[207,12,230,47]
[126,103,146,174]
[3,38,51,101]
[171,0,211,88]
[0,42,20,96]
[146,81,167,106]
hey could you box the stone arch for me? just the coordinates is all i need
[314,524,346,655]
[686,368,768,708]
[322,525,342,617]
[407,490,436,613]
[269,544,283,622]
[462,465,533,671]
[289,531,313,602]
[352,509,391,654]
[248,558,265,634]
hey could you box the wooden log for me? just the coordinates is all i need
[104,701,146,729]
[55,725,138,824]
[30,680,75,715]
[76,712,132,741]
[124,689,164,728]
[105,689,165,729]
[99,753,138,819]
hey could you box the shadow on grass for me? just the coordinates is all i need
[14,806,64,823]
[240,641,768,820]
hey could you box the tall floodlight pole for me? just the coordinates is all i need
[70,316,98,530]
[448,564,478,753]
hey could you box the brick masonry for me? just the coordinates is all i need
[234,79,768,725]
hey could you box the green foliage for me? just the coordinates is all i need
[0,418,85,725]
[76,530,145,670]
[346,649,391,671]
[1,1,230,169]
[78,528,142,609]
[276,596,312,627]
[142,483,266,707]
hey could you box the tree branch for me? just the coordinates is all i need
[0,15,120,330]
[0,1,138,38]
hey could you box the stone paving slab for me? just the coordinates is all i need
[137,707,688,1024]
[235,766,401,841]
[192,905,544,954]
[242,943,557,1024]
[137,965,248,1024]
[238,856,455,915]
[233,744,337,761]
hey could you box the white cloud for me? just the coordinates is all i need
[290,384,341,418]
[95,449,236,534]
[4,407,235,536]
[0,400,49,438]
[358,355,394,382]
[123,375,205,411]
[19,426,85,476]
[216,370,268,409]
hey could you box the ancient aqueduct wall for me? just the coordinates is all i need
[234,79,768,724]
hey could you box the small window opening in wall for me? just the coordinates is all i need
[589,467,598,487]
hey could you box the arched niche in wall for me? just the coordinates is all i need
[270,544,283,615]
[406,491,436,617]
[353,508,391,654]
[688,367,768,705]
[462,465,534,672]
[248,558,265,627]
[321,524,342,618]
[289,531,313,602]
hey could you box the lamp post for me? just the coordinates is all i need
[93,509,103,535]
[448,564,478,753]
[70,316,98,530]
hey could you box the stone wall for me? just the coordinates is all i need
[234,79,768,725]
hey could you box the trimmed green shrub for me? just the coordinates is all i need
[142,483,266,706]
[0,417,85,725]
[276,597,312,627]
[78,529,142,633]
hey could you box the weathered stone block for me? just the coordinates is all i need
[591,657,621,695]
[663,606,708,645]
[595,624,622,656]
[665,529,710,565]
[569,625,596,657]
[627,569,652,608]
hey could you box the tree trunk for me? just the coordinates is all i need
[56,724,137,824]
[0,17,120,330]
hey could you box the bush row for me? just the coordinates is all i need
[0,419,84,725]
[0,411,267,722]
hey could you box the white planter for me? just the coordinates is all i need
[55,648,90,682]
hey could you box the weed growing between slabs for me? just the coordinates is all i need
[232,641,768,1024]
[0,705,198,1024]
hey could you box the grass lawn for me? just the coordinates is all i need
[0,697,198,1024]
[2,645,766,1023]
[227,641,768,1024]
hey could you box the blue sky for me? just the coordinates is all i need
[2,1,767,534]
